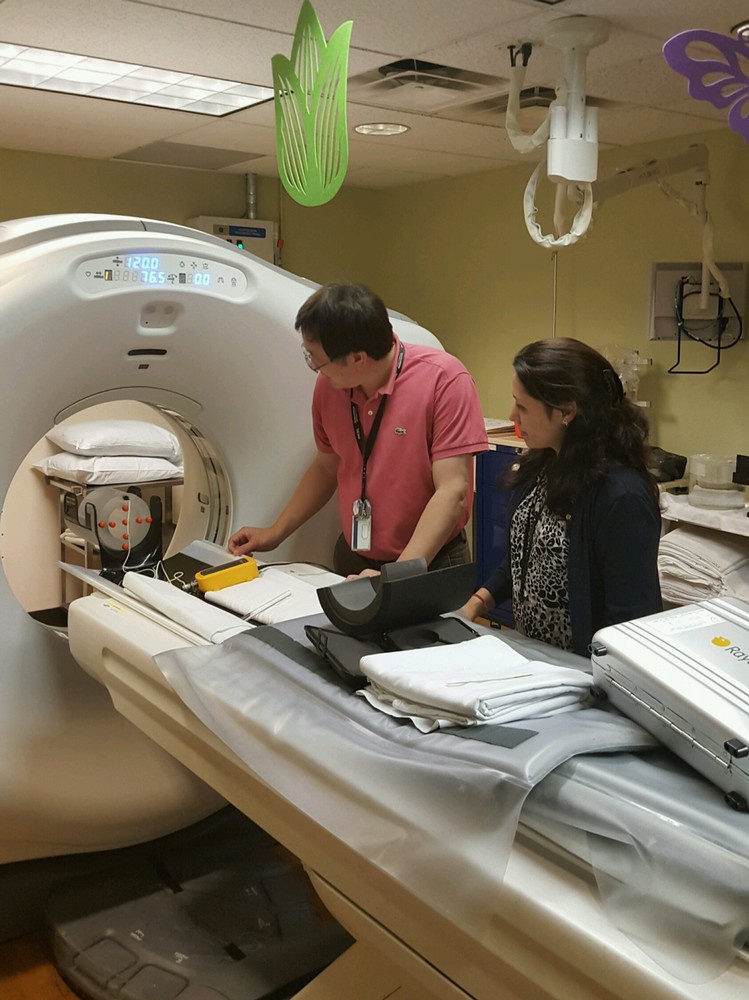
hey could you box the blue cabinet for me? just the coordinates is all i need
[475,443,522,627]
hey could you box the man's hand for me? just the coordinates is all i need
[345,568,381,581]
[228,451,339,558]
[228,525,280,556]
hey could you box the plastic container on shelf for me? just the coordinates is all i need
[687,454,745,510]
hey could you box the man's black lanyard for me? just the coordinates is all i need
[350,341,404,504]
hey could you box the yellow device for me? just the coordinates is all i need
[195,555,259,593]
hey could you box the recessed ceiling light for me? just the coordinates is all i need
[0,42,273,116]
[354,122,410,136]
[730,20,749,39]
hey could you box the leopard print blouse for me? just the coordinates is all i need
[509,476,573,651]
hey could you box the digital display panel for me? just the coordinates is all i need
[75,251,247,298]
[125,255,160,270]
[125,255,192,285]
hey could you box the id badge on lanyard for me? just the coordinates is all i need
[350,341,404,553]
[351,498,372,552]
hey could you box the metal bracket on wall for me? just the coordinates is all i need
[648,261,747,341]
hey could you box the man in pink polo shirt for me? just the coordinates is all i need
[229,282,488,576]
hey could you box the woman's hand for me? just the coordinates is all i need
[460,589,493,621]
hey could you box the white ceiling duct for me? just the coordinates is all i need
[436,87,621,128]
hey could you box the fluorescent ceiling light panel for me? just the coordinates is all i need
[0,43,273,116]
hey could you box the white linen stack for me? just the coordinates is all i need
[358,633,593,733]
[658,524,749,605]
[122,572,249,643]
[204,566,327,624]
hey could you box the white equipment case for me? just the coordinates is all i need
[591,596,749,811]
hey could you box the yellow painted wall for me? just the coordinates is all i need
[0,127,746,462]
[333,128,749,461]
[277,185,384,285]
[0,148,246,224]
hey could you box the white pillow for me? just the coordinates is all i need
[46,420,181,461]
[34,452,184,485]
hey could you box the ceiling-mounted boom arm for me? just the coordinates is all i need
[507,16,609,249]
[588,143,729,304]
[506,16,727,276]
[588,143,709,206]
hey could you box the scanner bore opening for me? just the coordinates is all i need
[0,399,231,633]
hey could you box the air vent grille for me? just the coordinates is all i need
[115,142,263,170]
[348,59,508,113]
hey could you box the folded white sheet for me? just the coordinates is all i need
[123,572,250,643]
[204,566,327,624]
[358,634,593,733]
[658,524,749,605]
[660,492,749,536]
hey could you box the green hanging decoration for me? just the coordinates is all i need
[272,1,353,206]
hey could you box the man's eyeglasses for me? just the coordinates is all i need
[302,347,333,373]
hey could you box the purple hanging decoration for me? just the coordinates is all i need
[663,29,749,143]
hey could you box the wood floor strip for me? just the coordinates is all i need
[0,932,78,1000]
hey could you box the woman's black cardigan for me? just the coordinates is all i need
[482,465,663,656]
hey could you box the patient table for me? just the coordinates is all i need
[68,562,749,1000]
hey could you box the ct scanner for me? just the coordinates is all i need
[2,214,749,1000]
[0,213,359,869]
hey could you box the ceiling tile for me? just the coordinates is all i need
[0,0,738,187]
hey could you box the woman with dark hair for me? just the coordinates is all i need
[462,337,662,656]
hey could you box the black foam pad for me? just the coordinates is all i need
[317,559,477,637]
